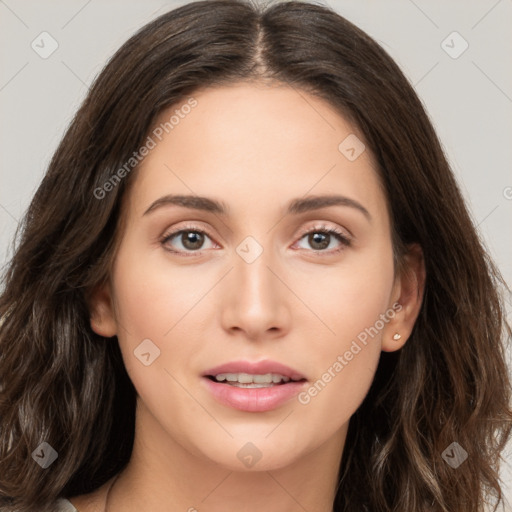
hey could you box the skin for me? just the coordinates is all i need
[72,81,425,512]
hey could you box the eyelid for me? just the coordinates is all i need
[295,221,352,243]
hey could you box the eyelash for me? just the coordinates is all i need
[160,223,352,257]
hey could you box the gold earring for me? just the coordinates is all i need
[393,333,401,341]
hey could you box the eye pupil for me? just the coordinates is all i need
[309,232,329,250]
[182,231,204,250]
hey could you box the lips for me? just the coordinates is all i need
[202,360,307,381]
[201,359,308,412]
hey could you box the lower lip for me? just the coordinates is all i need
[202,377,307,412]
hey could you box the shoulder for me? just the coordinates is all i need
[64,475,117,512]
[0,500,78,512]
[54,498,79,511]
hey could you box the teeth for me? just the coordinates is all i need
[214,372,292,384]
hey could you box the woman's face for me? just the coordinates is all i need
[91,81,413,471]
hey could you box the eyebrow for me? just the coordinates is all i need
[143,193,371,221]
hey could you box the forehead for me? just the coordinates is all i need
[126,81,387,223]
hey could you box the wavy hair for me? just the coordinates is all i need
[1,1,511,511]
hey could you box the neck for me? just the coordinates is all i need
[104,473,121,512]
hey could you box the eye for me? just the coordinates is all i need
[160,222,352,257]
[160,224,217,256]
[293,224,352,254]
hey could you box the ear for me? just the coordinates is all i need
[87,280,117,338]
[381,243,426,352]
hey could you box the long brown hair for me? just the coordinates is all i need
[1,1,510,510]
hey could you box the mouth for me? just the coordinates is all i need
[201,360,308,412]
[204,372,306,388]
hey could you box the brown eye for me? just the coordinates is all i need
[178,231,205,250]
[295,226,351,253]
[161,226,216,255]
[307,232,331,250]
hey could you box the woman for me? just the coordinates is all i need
[0,1,510,511]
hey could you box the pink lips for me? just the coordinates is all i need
[201,359,307,413]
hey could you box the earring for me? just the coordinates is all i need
[393,333,401,341]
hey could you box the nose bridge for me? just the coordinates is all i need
[234,234,280,310]
[221,232,290,337]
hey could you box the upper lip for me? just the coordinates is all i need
[203,360,307,381]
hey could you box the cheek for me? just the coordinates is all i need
[108,240,221,410]
[294,236,395,348]
[107,245,185,382]
[108,256,197,438]
[292,241,394,424]
[295,282,388,440]
[110,243,201,340]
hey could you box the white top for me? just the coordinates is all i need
[54,498,79,511]
[0,500,78,512]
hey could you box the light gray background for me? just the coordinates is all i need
[1,0,511,508]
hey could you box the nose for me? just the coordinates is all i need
[220,243,292,341]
